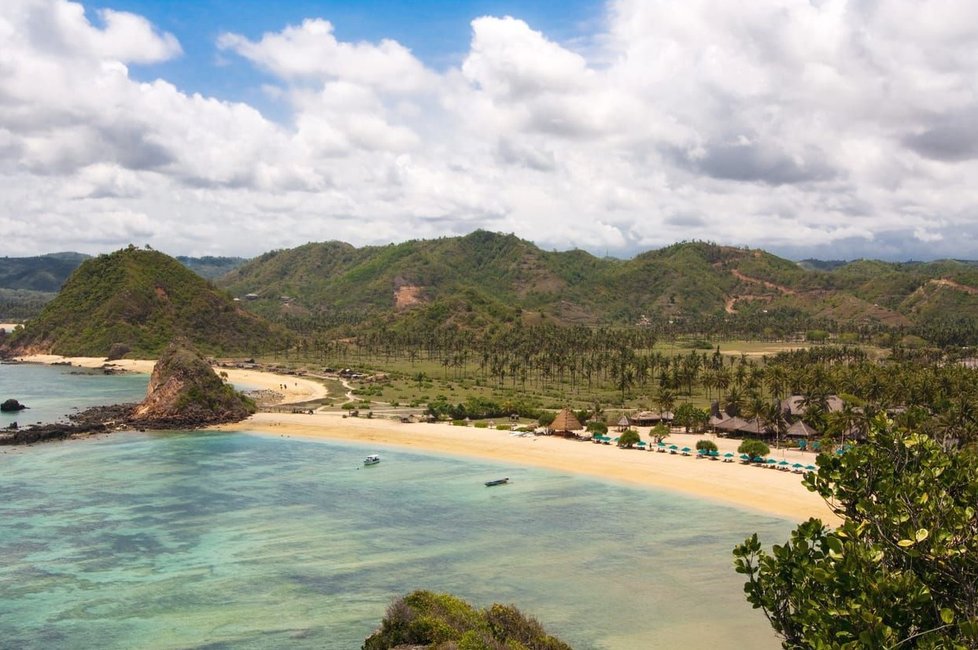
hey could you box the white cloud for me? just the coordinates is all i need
[0,0,977,260]
[217,18,433,94]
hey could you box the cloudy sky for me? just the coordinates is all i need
[1,0,977,261]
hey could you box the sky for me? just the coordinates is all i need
[1,0,977,261]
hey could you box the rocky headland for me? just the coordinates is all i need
[0,340,255,446]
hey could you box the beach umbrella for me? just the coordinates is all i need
[806,465,817,471]
[725,453,735,459]
[740,454,750,461]
[696,448,706,455]
[709,450,720,457]
[669,444,679,450]
[681,447,691,453]
[657,442,666,448]
[636,441,647,448]
[792,463,804,469]
[753,456,765,463]
[766,458,778,465]
[778,460,790,467]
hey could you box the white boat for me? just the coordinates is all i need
[363,454,381,466]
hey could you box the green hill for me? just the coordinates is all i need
[9,234,978,345]
[0,252,90,292]
[3,246,285,357]
[219,232,978,336]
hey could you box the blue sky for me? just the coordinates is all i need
[96,0,605,118]
[1,0,977,260]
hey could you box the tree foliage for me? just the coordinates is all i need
[695,439,718,452]
[363,590,571,650]
[617,428,641,448]
[674,403,710,432]
[737,439,770,458]
[734,417,978,649]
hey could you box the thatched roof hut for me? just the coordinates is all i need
[629,410,674,426]
[616,414,631,431]
[787,420,820,438]
[550,408,583,435]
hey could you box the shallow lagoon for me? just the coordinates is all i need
[0,363,149,426]
[0,365,793,649]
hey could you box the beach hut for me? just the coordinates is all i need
[550,408,583,436]
[616,415,631,432]
[787,420,820,439]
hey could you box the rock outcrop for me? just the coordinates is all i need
[1,340,255,446]
[130,340,255,427]
[1,398,27,412]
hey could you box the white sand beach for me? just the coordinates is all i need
[16,354,836,523]
[217,411,838,523]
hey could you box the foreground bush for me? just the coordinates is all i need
[734,417,978,648]
[363,590,571,650]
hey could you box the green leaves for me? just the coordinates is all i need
[734,420,978,648]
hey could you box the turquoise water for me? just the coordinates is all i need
[0,363,149,426]
[0,367,793,649]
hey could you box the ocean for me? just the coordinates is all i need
[0,363,792,649]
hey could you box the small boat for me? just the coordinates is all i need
[363,454,381,466]
[484,477,509,487]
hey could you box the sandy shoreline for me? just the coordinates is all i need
[13,354,837,524]
[13,354,328,404]
[216,411,838,524]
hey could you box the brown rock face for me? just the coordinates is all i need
[130,340,254,426]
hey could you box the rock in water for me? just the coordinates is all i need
[1,398,27,412]
[130,340,255,427]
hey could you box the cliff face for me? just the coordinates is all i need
[130,340,255,426]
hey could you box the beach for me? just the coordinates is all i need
[218,411,837,523]
[13,354,329,404]
[14,354,836,523]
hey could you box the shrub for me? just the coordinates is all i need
[586,421,609,435]
[696,439,718,452]
[651,423,670,443]
[738,439,770,458]
[618,428,641,448]
[496,424,511,431]
[474,422,488,429]
[363,591,570,650]
[538,412,556,427]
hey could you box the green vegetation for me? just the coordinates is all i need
[3,246,286,357]
[219,232,978,343]
[0,252,89,292]
[734,417,978,648]
[0,288,55,320]
[737,439,770,458]
[175,255,247,280]
[617,428,641,448]
[586,420,609,435]
[363,590,571,650]
[132,339,255,424]
[695,439,717,452]
[673,403,709,432]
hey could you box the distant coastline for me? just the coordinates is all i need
[14,354,837,523]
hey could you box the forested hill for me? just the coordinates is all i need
[219,231,978,337]
[0,252,90,292]
[0,253,246,291]
[2,246,285,357]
